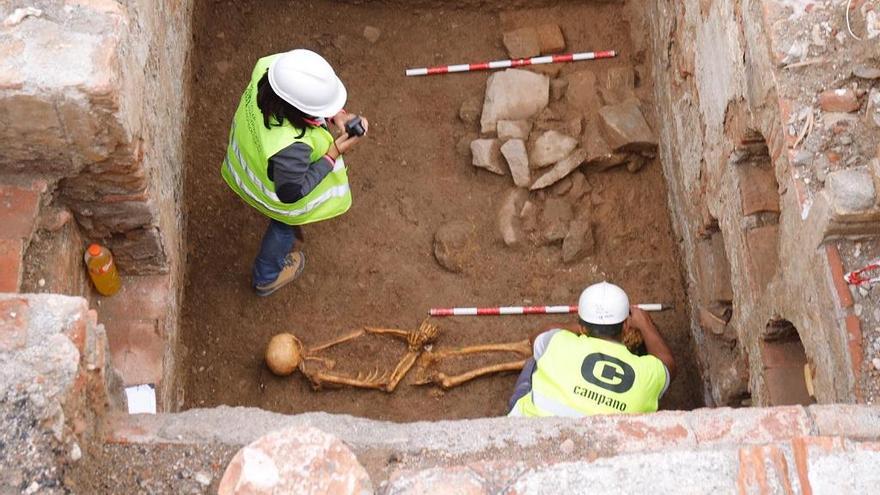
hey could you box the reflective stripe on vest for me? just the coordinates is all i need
[221,54,352,225]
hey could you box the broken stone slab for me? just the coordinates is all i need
[217,425,373,495]
[530,130,578,168]
[536,23,566,54]
[531,148,588,190]
[818,89,860,113]
[501,139,530,188]
[480,69,549,134]
[470,139,506,175]
[600,67,637,105]
[459,96,482,125]
[598,100,658,153]
[825,168,876,212]
[568,171,590,200]
[497,188,529,247]
[565,70,600,114]
[562,208,595,263]
[497,120,532,140]
[540,197,573,243]
[433,220,477,273]
[502,27,541,59]
[550,176,572,196]
[582,120,629,169]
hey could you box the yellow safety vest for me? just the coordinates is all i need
[221,54,352,225]
[510,330,667,417]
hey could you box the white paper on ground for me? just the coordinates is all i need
[125,384,157,414]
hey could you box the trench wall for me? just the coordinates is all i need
[648,0,880,406]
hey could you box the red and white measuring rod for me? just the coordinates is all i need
[845,259,880,287]
[429,303,669,317]
[405,50,617,77]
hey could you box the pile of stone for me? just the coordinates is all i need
[455,24,658,264]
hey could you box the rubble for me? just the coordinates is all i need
[530,130,578,168]
[562,209,595,263]
[502,27,541,59]
[497,189,529,247]
[583,120,628,169]
[825,169,876,212]
[600,67,637,104]
[500,139,531,187]
[470,139,506,175]
[818,89,860,113]
[531,148,588,190]
[540,197,573,243]
[535,23,566,54]
[564,70,600,114]
[598,100,658,153]
[458,96,482,125]
[433,221,476,273]
[480,69,549,134]
[497,120,532,140]
[568,171,589,200]
[867,89,880,128]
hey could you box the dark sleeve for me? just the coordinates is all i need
[268,142,333,204]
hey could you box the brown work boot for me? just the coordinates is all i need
[254,252,305,297]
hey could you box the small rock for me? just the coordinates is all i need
[867,89,880,128]
[195,471,213,486]
[363,26,381,43]
[562,208,594,263]
[873,357,880,371]
[497,189,529,247]
[434,221,477,273]
[536,23,566,54]
[501,139,531,187]
[550,78,569,101]
[813,155,831,182]
[568,171,589,200]
[503,27,541,59]
[520,201,538,232]
[69,442,82,462]
[38,278,45,287]
[818,88,860,113]
[627,155,649,173]
[540,197,573,243]
[565,70,600,113]
[481,69,550,133]
[459,96,482,124]
[550,176,572,196]
[791,150,813,168]
[531,130,578,168]
[826,168,876,212]
[559,438,575,454]
[598,100,658,152]
[497,120,532,140]
[853,65,880,80]
[531,148,588,190]
[471,139,507,175]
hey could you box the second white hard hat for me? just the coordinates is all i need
[578,282,630,325]
[268,49,347,118]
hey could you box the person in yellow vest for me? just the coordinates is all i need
[508,282,677,417]
[222,49,368,296]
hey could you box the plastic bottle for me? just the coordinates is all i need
[84,244,121,296]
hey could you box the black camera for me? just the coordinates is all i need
[345,116,366,137]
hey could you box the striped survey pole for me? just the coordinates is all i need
[429,303,669,317]
[405,50,617,77]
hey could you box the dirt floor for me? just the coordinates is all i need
[180,0,704,421]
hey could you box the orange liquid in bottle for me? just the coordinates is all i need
[84,244,121,296]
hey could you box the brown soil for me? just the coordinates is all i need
[180,0,704,421]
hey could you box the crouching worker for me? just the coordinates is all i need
[508,282,676,417]
[221,49,368,296]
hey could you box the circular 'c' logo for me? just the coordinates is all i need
[581,353,635,393]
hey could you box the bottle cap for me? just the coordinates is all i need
[87,244,102,257]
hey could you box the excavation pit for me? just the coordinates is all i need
[178,0,705,420]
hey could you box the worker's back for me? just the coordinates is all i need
[509,330,668,417]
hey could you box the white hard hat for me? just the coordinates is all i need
[268,49,347,118]
[578,282,630,325]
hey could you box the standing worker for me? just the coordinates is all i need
[508,282,676,417]
[222,49,368,296]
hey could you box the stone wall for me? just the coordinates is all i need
[647,0,880,406]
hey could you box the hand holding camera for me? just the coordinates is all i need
[330,113,368,158]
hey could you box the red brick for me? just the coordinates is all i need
[0,238,24,292]
[791,436,845,495]
[0,297,28,351]
[810,404,880,438]
[737,444,795,494]
[739,164,780,216]
[0,183,41,240]
[97,274,171,331]
[824,244,854,309]
[745,225,780,290]
[844,315,863,392]
[819,89,860,113]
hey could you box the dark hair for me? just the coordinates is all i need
[579,318,624,337]
[256,71,312,136]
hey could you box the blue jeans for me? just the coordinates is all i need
[252,219,302,286]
